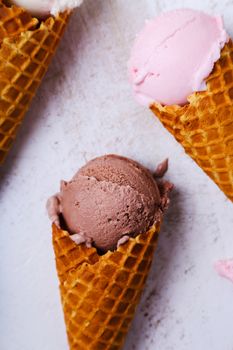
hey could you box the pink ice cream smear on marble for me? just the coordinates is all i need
[128,9,228,106]
[215,259,233,284]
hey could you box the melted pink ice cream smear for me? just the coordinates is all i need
[128,9,228,106]
[215,259,233,284]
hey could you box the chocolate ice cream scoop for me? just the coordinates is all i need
[47,155,172,252]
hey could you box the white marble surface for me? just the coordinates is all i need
[1,1,233,349]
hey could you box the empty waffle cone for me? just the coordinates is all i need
[0,2,70,164]
[52,221,161,350]
[151,40,233,201]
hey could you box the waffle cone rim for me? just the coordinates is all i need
[151,39,233,116]
[0,1,71,44]
[52,220,161,269]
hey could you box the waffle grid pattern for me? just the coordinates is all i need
[0,3,70,163]
[151,40,233,201]
[52,223,160,350]
[0,3,38,40]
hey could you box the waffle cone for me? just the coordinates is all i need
[0,2,70,164]
[52,221,161,350]
[151,40,233,201]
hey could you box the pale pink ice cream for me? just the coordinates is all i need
[128,9,228,106]
[215,259,233,284]
[10,0,83,16]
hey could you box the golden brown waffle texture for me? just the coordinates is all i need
[0,2,70,164]
[52,222,161,350]
[151,40,233,201]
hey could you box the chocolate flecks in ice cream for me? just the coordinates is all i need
[47,155,172,253]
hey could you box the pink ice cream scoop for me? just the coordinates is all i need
[215,259,233,284]
[128,8,228,106]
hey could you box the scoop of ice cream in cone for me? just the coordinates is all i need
[128,8,233,202]
[128,8,228,106]
[47,154,172,252]
[48,155,172,349]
